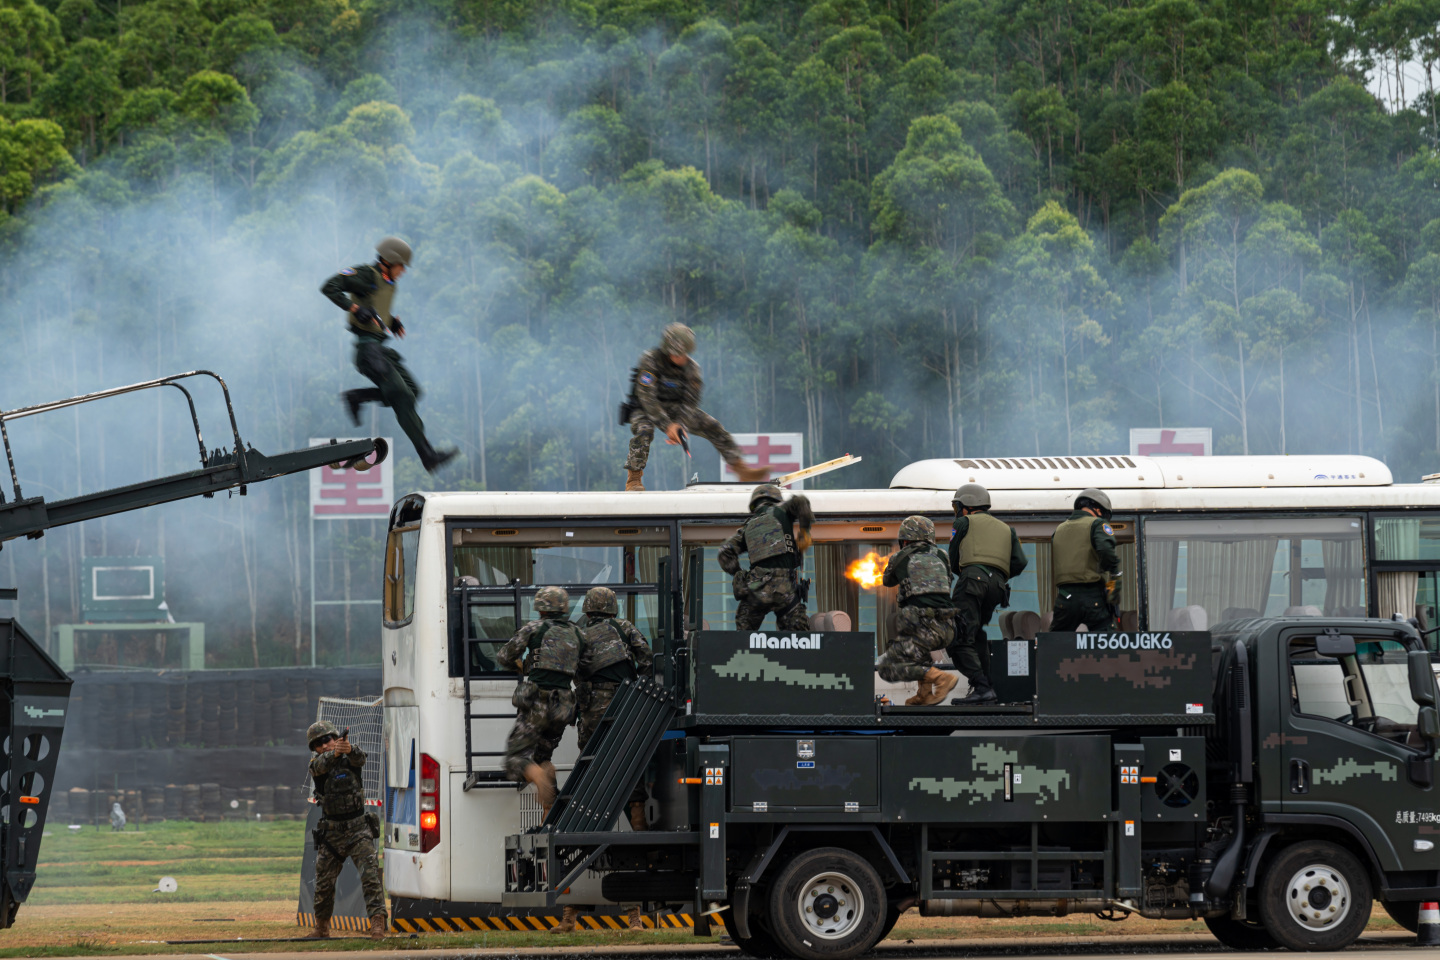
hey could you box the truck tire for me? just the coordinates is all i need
[765,847,887,960]
[1257,841,1372,951]
[1204,915,1280,950]
[730,918,787,959]
[1381,900,1419,933]
[877,902,904,941]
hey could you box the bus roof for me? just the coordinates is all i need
[889,454,1392,490]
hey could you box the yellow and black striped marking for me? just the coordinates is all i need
[295,913,374,932]
[387,913,722,933]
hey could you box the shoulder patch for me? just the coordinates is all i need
[340,268,356,276]
[638,372,655,385]
[1102,523,1114,536]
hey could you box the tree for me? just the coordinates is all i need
[0,0,63,104]
[0,115,76,211]
[37,37,120,157]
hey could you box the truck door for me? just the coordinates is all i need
[1280,629,1436,871]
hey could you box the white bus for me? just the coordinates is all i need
[378,453,1440,930]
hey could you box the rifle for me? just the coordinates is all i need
[678,427,691,458]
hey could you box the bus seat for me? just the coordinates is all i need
[999,611,1016,639]
[1013,611,1041,640]
[1283,605,1322,617]
[1167,605,1208,630]
[807,611,853,632]
[1039,611,1053,633]
[1119,610,1139,631]
[1221,607,1262,622]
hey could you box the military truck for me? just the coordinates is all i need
[501,615,1440,958]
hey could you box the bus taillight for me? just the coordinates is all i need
[419,753,440,852]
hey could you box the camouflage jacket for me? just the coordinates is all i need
[320,263,402,342]
[632,348,703,429]
[309,747,368,820]
[718,502,803,574]
[498,615,586,677]
[576,613,653,679]
[883,542,954,609]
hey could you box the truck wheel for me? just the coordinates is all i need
[730,919,787,959]
[1381,900,1419,933]
[1204,915,1280,950]
[1257,841,1372,951]
[766,847,887,960]
[877,902,903,941]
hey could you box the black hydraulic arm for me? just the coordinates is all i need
[0,370,387,545]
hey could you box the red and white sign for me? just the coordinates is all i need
[722,433,804,487]
[1129,428,1211,457]
[309,438,393,520]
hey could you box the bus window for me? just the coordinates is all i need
[1372,516,1440,649]
[1144,517,1366,631]
[384,525,420,626]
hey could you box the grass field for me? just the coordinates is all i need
[0,822,1406,957]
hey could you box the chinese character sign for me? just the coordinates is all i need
[1128,428,1212,457]
[721,433,804,488]
[308,438,393,519]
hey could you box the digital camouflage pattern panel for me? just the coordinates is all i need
[1035,632,1213,717]
[691,631,874,717]
[729,737,879,809]
[1313,758,1398,784]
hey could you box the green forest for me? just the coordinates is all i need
[1,0,1438,665]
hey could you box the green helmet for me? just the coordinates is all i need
[583,586,618,616]
[749,483,784,511]
[534,585,570,614]
[953,483,990,509]
[307,720,340,749]
[1076,487,1113,517]
[899,515,936,543]
[376,236,412,267]
[662,322,696,356]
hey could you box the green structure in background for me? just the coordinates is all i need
[52,557,205,670]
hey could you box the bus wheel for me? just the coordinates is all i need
[766,847,887,960]
[1203,915,1279,950]
[1257,841,1371,951]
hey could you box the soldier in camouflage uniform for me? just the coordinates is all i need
[320,236,456,473]
[876,516,959,705]
[304,720,386,941]
[947,483,1029,705]
[621,322,770,491]
[718,484,814,631]
[1051,488,1120,632]
[497,587,586,817]
[551,587,655,934]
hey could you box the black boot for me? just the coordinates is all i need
[421,448,458,473]
[342,390,366,427]
[952,687,998,705]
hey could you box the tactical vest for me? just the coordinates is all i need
[313,758,366,820]
[645,351,690,403]
[900,544,951,600]
[958,513,1014,575]
[743,504,795,565]
[1053,516,1103,585]
[581,617,631,673]
[527,619,584,676]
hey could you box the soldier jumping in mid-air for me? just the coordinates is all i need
[719,483,814,631]
[876,515,959,705]
[497,587,586,818]
[321,237,456,473]
[619,322,771,491]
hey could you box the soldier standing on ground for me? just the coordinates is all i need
[620,322,771,491]
[304,721,386,941]
[946,484,1028,705]
[550,586,655,935]
[876,516,959,705]
[1050,488,1120,631]
[718,484,814,631]
[320,237,457,473]
[497,587,586,818]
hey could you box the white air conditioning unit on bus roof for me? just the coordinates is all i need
[889,455,1392,491]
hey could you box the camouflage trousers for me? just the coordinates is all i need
[314,814,385,923]
[576,681,646,805]
[502,683,575,782]
[733,568,810,632]
[625,405,743,471]
[877,607,957,683]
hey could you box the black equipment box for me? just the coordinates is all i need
[990,636,1036,703]
[729,737,879,811]
[1033,632,1212,718]
[690,631,875,718]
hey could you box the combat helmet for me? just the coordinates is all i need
[376,236,412,267]
[899,515,936,543]
[662,322,696,356]
[583,586,618,616]
[1075,487,1113,519]
[534,585,571,614]
[953,483,991,509]
[307,720,340,749]
[749,483,784,511]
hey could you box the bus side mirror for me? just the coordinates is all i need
[1410,650,1437,707]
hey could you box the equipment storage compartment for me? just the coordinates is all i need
[730,737,878,811]
[1034,631,1212,717]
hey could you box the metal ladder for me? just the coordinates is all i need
[544,677,676,833]
[461,579,525,791]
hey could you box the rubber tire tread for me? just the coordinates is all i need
[1257,840,1372,951]
[766,847,887,960]
[877,903,904,941]
[1381,900,1419,934]
[1203,915,1280,950]
[730,918,788,959]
